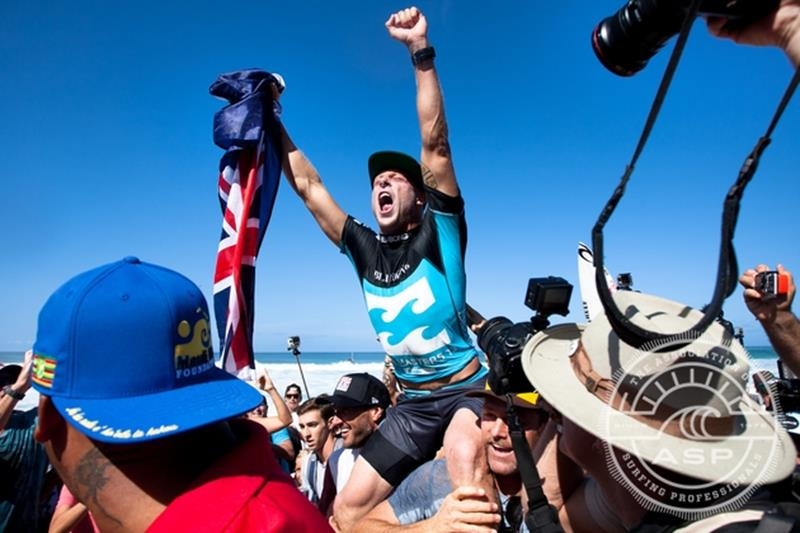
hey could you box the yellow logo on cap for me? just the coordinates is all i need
[174,307,214,379]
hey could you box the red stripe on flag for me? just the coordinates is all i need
[215,137,267,375]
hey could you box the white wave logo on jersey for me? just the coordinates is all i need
[365,277,451,355]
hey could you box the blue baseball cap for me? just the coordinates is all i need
[31,256,262,443]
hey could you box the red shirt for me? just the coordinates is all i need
[148,420,332,532]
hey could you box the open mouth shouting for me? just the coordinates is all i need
[378,191,394,214]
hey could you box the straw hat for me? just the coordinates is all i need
[521,290,795,487]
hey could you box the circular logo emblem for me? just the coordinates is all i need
[602,333,785,519]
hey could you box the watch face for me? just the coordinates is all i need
[412,47,436,66]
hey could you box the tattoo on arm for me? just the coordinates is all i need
[74,448,124,528]
[432,116,451,160]
[422,165,437,188]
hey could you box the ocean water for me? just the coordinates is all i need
[0,350,388,413]
[1,347,782,413]
[746,347,784,382]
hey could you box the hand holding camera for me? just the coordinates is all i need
[592,0,779,76]
[740,264,795,322]
[706,0,800,64]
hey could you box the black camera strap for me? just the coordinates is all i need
[504,394,564,533]
[591,0,800,348]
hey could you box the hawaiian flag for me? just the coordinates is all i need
[32,355,56,388]
[209,69,284,377]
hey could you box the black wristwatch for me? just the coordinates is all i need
[411,46,436,66]
[2,384,24,401]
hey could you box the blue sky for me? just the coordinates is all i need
[1,1,797,353]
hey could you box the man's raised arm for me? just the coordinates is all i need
[278,122,347,246]
[740,264,800,375]
[385,7,458,198]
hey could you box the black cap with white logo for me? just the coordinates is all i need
[331,372,391,409]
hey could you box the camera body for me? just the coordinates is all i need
[524,277,572,319]
[755,271,790,299]
[478,276,572,395]
[756,373,800,432]
[754,362,800,433]
[593,0,779,76]
[773,378,800,413]
[479,318,537,395]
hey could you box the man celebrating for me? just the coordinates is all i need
[278,6,489,529]
[30,257,331,532]
[326,373,392,493]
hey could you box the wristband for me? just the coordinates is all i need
[2,384,24,401]
[411,46,436,66]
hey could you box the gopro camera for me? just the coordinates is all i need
[755,271,789,299]
[617,272,634,291]
[478,276,573,395]
[524,276,572,319]
[287,336,301,356]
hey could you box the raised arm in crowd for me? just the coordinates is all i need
[740,264,800,375]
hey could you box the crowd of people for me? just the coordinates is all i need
[2,2,800,532]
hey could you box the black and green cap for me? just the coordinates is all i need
[368,151,425,192]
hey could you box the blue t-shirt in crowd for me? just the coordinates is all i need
[270,427,291,473]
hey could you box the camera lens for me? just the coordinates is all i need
[477,317,513,357]
[592,0,687,76]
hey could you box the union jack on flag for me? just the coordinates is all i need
[209,69,284,377]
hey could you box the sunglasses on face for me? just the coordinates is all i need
[285,393,301,399]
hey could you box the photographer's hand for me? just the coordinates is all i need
[740,264,795,322]
[1,350,33,430]
[15,349,34,394]
[706,1,800,66]
[741,264,800,375]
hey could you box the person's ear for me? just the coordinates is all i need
[34,395,64,443]
[371,407,383,423]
